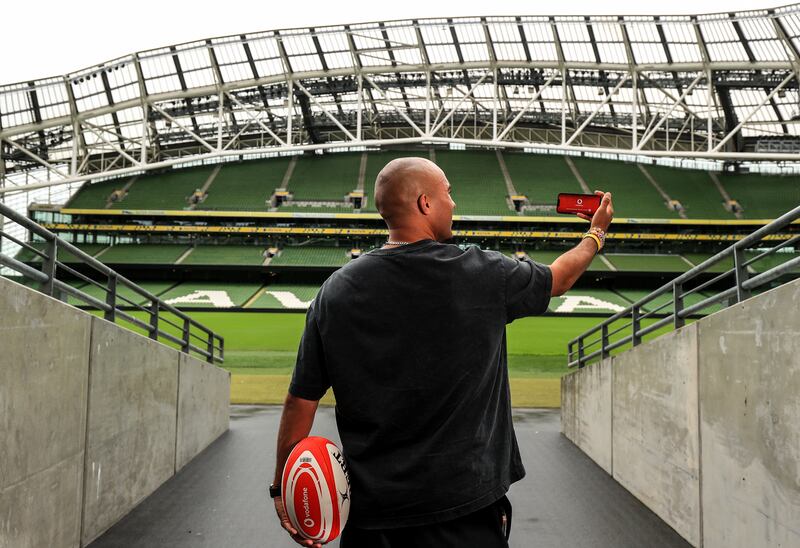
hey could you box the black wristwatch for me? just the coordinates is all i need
[269,483,281,498]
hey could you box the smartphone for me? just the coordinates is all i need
[556,193,601,216]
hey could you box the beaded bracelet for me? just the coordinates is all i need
[582,226,606,251]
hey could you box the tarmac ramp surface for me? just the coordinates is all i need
[88,406,690,548]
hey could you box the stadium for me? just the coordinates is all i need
[0,3,798,548]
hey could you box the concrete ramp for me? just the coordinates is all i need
[0,275,230,548]
[562,277,800,547]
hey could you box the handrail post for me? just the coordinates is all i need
[181,318,191,354]
[219,336,224,362]
[733,246,751,303]
[41,237,57,296]
[601,324,609,359]
[632,305,642,346]
[673,282,685,329]
[207,331,214,363]
[567,340,574,367]
[104,273,117,322]
[577,337,585,369]
[149,300,159,341]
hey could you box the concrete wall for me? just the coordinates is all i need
[176,353,231,471]
[698,280,800,548]
[612,324,701,546]
[0,277,91,548]
[0,276,230,548]
[561,277,800,548]
[561,357,612,474]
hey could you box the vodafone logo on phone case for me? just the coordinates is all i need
[576,199,583,205]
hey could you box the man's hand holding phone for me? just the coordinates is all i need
[576,190,613,232]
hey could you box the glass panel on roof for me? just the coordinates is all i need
[661,22,697,43]
[495,43,526,62]
[521,22,552,43]
[176,48,212,72]
[453,22,485,45]
[182,68,215,88]
[668,43,703,63]
[460,43,489,62]
[527,42,558,62]
[359,50,393,67]
[750,40,791,62]
[738,18,777,40]
[282,34,316,56]
[419,23,454,45]
[287,53,323,73]
[426,44,459,64]
[597,42,629,64]
[700,21,740,43]
[706,42,750,62]
[488,22,517,43]
[558,22,591,42]
[392,48,423,66]
[324,51,353,70]
[561,42,595,63]
[631,43,668,64]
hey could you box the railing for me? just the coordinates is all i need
[0,202,224,364]
[568,204,800,368]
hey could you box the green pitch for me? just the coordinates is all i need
[102,310,681,407]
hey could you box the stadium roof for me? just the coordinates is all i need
[3,4,800,193]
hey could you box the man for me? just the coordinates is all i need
[272,157,614,547]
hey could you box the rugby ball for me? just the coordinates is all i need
[282,436,351,543]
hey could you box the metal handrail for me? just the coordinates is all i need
[567,204,800,368]
[0,202,224,363]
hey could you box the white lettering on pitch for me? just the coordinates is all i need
[265,291,313,309]
[165,290,235,308]
[554,295,626,313]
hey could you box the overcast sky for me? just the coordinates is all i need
[0,0,781,84]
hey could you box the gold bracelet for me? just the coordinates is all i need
[583,233,602,251]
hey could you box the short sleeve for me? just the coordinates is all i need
[503,254,553,323]
[288,299,330,400]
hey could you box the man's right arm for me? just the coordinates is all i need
[550,190,614,297]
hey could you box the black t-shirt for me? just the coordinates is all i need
[289,239,552,529]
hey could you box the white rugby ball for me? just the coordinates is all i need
[282,436,351,543]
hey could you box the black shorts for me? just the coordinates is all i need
[339,495,513,548]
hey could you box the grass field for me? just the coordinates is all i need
[98,310,686,408]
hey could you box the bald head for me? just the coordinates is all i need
[374,157,445,226]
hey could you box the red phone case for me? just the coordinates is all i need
[556,193,601,215]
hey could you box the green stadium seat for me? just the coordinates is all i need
[269,246,352,267]
[98,244,189,264]
[615,288,725,315]
[682,253,736,274]
[717,173,800,219]
[66,280,176,308]
[65,177,137,209]
[199,158,293,210]
[109,166,215,210]
[503,153,583,214]
[434,150,511,216]
[646,165,730,219]
[13,242,108,263]
[605,254,690,272]
[181,245,267,266]
[572,157,679,220]
[287,153,361,202]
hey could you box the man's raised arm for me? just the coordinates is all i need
[550,191,614,297]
